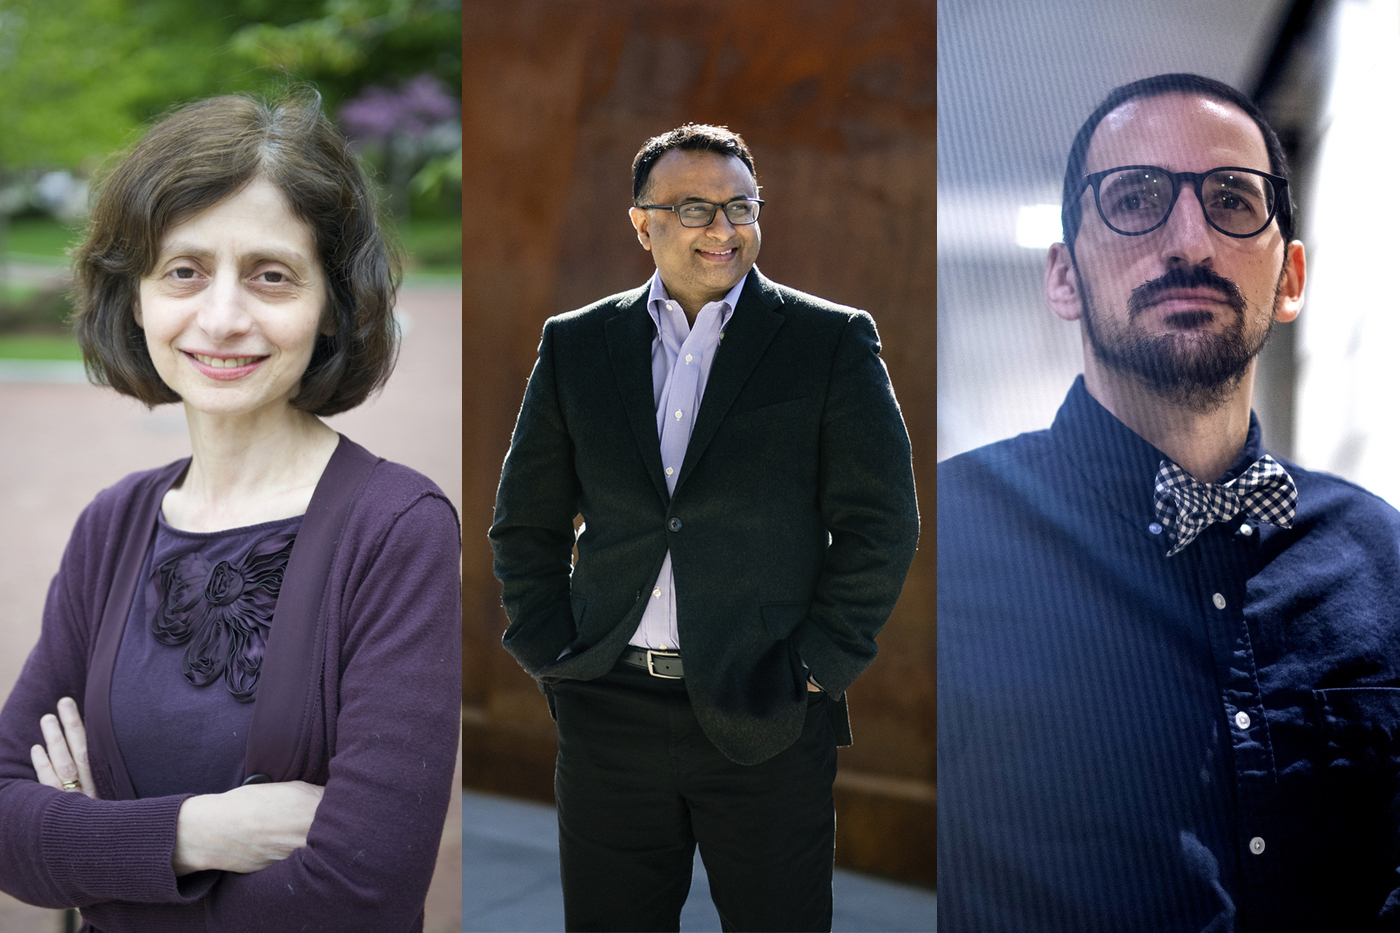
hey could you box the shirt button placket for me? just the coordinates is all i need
[1208,571,1273,889]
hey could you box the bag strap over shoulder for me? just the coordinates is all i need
[243,436,379,784]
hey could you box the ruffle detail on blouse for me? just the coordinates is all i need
[148,532,297,702]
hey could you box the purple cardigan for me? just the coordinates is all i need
[0,439,462,932]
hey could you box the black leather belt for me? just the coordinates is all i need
[619,646,684,679]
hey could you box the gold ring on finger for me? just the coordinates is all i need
[61,779,81,791]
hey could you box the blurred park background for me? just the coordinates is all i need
[464,0,934,910]
[0,0,462,352]
[0,2,462,931]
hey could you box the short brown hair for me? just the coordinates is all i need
[631,124,756,204]
[72,91,400,416]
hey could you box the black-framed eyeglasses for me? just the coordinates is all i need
[636,197,764,228]
[1078,165,1290,239]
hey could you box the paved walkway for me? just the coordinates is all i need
[463,789,938,932]
[0,283,462,932]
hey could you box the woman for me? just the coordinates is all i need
[0,93,461,932]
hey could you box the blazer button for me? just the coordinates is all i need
[668,517,682,532]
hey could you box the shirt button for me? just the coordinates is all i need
[674,410,683,420]
[1148,522,1163,535]
[665,467,674,476]
[652,588,661,598]
[1249,836,1265,855]
[1238,523,1253,536]
[668,518,682,532]
[1235,711,1251,730]
[1212,593,1226,610]
[685,354,693,364]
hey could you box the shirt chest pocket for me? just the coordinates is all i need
[1312,687,1400,769]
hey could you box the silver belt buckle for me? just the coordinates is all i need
[645,649,683,679]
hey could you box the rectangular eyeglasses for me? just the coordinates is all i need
[636,197,764,228]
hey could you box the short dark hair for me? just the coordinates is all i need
[1061,73,1294,250]
[632,124,757,204]
[72,91,400,416]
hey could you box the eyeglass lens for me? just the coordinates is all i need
[675,199,760,227]
[1098,169,1276,236]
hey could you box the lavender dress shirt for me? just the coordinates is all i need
[626,271,745,652]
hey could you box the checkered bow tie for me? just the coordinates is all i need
[1152,455,1296,556]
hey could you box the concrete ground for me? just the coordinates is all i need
[0,279,462,932]
[463,789,937,932]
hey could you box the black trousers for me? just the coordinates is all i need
[551,663,838,933]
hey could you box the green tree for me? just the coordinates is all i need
[0,0,460,169]
[0,0,460,287]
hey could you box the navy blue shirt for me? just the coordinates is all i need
[938,377,1400,931]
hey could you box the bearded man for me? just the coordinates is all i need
[937,73,1400,931]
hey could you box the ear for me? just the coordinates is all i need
[132,299,143,329]
[629,207,652,251]
[1273,240,1306,323]
[319,303,337,337]
[1045,242,1083,322]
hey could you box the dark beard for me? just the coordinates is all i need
[1079,265,1283,414]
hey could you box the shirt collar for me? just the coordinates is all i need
[645,270,748,331]
[1050,375,1265,526]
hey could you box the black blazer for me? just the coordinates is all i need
[491,269,918,764]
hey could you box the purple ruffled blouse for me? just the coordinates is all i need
[109,512,302,799]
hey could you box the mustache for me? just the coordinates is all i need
[1128,266,1246,317]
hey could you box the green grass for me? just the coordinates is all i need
[0,282,42,303]
[3,216,82,261]
[0,334,83,360]
[391,215,462,274]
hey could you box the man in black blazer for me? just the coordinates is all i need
[490,124,918,931]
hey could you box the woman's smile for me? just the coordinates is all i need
[183,351,269,379]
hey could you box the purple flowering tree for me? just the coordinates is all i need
[339,74,460,219]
